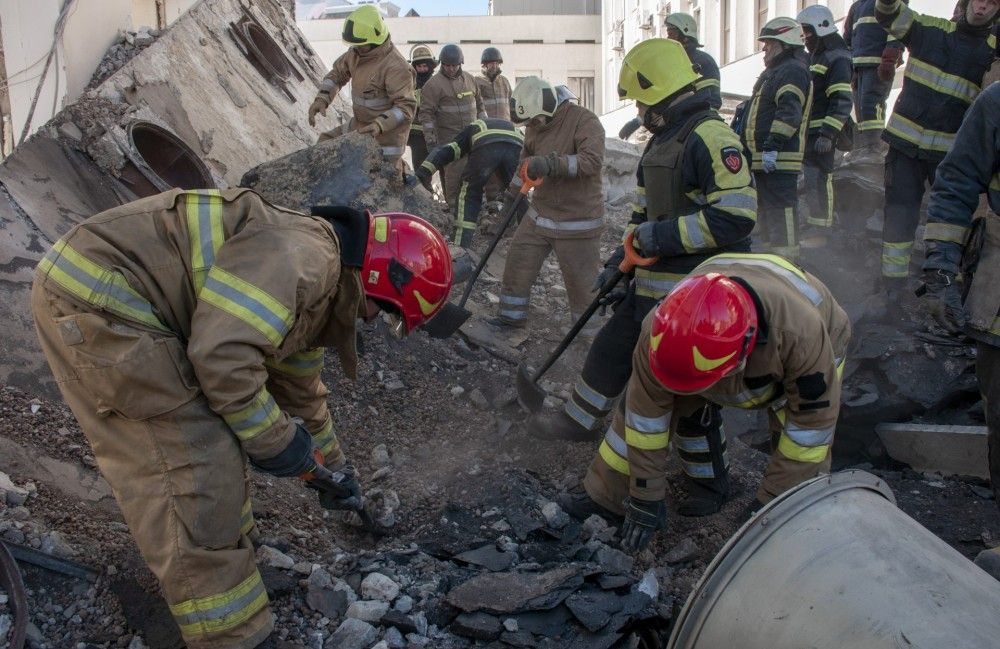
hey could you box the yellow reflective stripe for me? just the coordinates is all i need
[413,290,441,316]
[695,77,720,90]
[857,119,883,131]
[924,222,969,244]
[776,84,806,105]
[184,190,224,295]
[240,498,254,536]
[697,253,821,304]
[809,64,828,75]
[223,388,281,441]
[420,160,437,174]
[471,128,523,145]
[881,241,913,277]
[886,113,955,152]
[37,240,170,332]
[771,120,796,138]
[311,418,339,457]
[200,267,292,347]
[171,570,268,636]
[904,57,980,104]
[853,56,883,66]
[598,439,630,475]
[625,426,669,450]
[265,347,324,377]
[992,174,1000,192]
[885,2,915,39]
[823,116,845,131]
[826,83,852,96]
[777,435,830,463]
[447,142,461,159]
[854,16,878,26]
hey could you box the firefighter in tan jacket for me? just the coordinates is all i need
[307,5,416,164]
[418,43,486,211]
[564,254,850,551]
[31,189,452,649]
[475,47,512,120]
[492,76,606,336]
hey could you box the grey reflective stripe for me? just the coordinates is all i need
[689,193,709,206]
[634,276,681,294]
[604,428,628,457]
[498,309,527,319]
[171,577,267,629]
[381,146,404,156]
[680,213,709,250]
[319,79,338,92]
[906,59,979,103]
[785,423,834,447]
[566,154,579,178]
[499,294,529,305]
[625,409,670,433]
[482,98,506,106]
[674,434,709,453]
[354,95,392,109]
[702,256,823,306]
[633,193,647,207]
[439,104,473,113]
[575,381,614,411]
[565,400,598,430]
[527,207,603,231]
[202,275,291,339]
[680,459,715,478]
[715,193,757,210]
[711,383,777,408]
[886,114,956,151]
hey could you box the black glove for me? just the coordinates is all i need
[633,221,661,257]
[921,269,966,334]
[250,424,315,478]
[813,136,833,154]
[415,165,434,192]
[598,286,628,316]
[525,154,554,180]
[306,463,364,512]
[592,246,625,293]
[618,117,642,140]
[619,497,666,552]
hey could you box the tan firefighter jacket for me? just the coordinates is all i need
[316,38,416,159]
[418,69,486,147]
[34,188,365,464]
[475,73,512,120]
[510,101,606,238]
[599,253,851,502]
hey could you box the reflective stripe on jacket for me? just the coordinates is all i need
[844,0,904,66]
[33,189,364,462]
[475,74,513,120]
[421,118,523,174]
[742,48,813,173]
[807,34,854,139]
[877,0,996,161]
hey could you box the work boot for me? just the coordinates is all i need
[975,547,1000,582]
[558,486,623,527]
[487,315,526,329]
[527,409,601,443]
[676,475,730,517]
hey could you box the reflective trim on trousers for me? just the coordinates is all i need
[526,207,603,231]
[574,380,615,411]
[881,240,913,278]
[785,423,834,447]
[924,221,969,245]
[498,294,529,320]
[170,570,269,637]
[311,418,339,459]
[599,428,630,475]
[565,400,599,430]
[625,409,670,434]
[674,433,709,453]
[680,459,716,479]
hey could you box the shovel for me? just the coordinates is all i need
[515,232,658,412]
[422,162,543,339]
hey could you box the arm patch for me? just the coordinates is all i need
[796,372,828,401]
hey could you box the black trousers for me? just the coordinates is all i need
[453,143,521,247]
[803,138,836,229]
[754,171,799,259]
[881,146,939,279]
[976,341,1000,505]
[408,130,428,174]
[852,66,892,133]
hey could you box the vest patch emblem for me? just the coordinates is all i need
[721,146,743,173]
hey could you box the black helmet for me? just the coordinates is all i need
[481,47,503,64]
[439,44,464,66]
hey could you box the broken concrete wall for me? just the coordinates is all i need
[0,0,350,397]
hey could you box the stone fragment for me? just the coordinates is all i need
[383,627,405,649]
[502,618,518,632]
[454,544,516,572]
[445,566,582,614]
[256,545,294,570]
[540,502,570,530]
[306,585,349,619]
[360,572,400,602]
[582,514,614,542]
[327,618,377,649]
[565,589,624,632]
[393,595,413,613]
[593,543,634,575]
[379,609,418,635]
[371,444,391,467]
[635,568,658,599]
[451,612,501,641]
[40,530,75,558]
[345,599,389,623]
[468,389,489,410]
[664,537,699,564]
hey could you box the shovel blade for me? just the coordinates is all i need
[422,302,472,339]
[516,362,547,413]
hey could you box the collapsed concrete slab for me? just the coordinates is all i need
[0,0,350,398]
[876,423,990,479]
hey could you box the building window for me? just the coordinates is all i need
[567,76,595,111]
[756,0,768,49]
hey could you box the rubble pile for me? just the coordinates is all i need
[88,28,163,89]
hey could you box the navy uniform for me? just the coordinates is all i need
[876,0,997,286]
[418,118,523,247]
[843,0,906,144]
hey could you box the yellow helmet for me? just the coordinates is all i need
[758,17,804,47]
[342,5,389,47]
[617,38,698,106]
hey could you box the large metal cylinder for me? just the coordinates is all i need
[668,470,1000,648]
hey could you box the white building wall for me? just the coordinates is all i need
[298,15,603,110]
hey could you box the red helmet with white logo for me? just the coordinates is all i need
[363,212,453,333]
[649,273,758,393]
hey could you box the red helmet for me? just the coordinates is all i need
[649,273,758,393]
[363,212,453,333]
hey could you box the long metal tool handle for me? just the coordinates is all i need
[530,232,658,383]
[456,163,543,309]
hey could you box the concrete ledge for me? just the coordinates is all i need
[876,423,990,479]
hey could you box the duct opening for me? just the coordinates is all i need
[244,22,291,80]
[119,122,214,197]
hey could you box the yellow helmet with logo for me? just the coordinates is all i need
[342,5,389,47]
[617,38,698,106]
[758,17,804,47]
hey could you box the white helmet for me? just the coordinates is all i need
[509,76,558,123]
[797,5,837,38]
[665,13,700,46]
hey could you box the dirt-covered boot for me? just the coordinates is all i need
[528,409,601,442]
[677,474,730,517]
[558,486,623,527]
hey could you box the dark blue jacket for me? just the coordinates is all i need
[688,45,722,110]
[844,0,904,67]
[807,34,854,139]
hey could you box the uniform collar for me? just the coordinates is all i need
[729,276,769,345]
